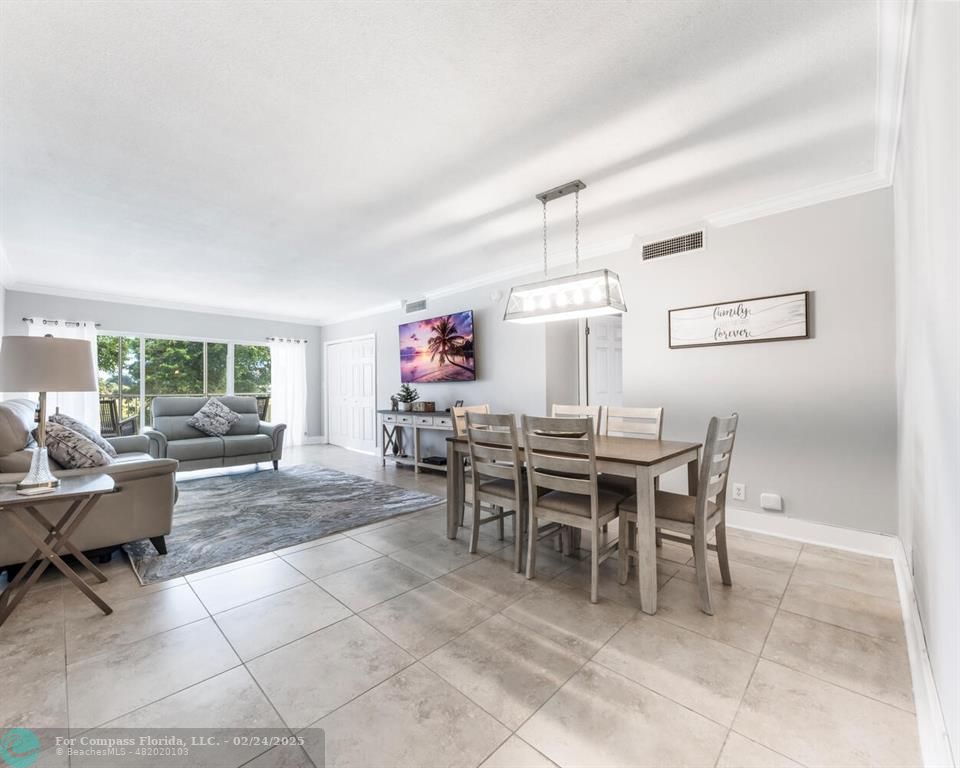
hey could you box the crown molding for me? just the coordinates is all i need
[876,0,915,184]
[5,281,328,328]
[705,170,890,228]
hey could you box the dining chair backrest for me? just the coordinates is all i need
[452,404,491,437]
[695,413,740,524]
[465,411,523,489]
[604,406,663,439]
[550,404,602,435]
[522,415,598,511]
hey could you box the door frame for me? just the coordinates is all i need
[323,333,377,454]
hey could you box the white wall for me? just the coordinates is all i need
[2,291,324,435]
[893,0,959,761]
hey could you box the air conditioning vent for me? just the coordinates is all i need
[642,230,705,260]
[403,298,427,314]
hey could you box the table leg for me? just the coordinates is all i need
[635,466,658,614]
[0,495,112,626]
[687,454,700,495]
[26,504,108,582]
[446,442,463,539]
[1,498,83,601]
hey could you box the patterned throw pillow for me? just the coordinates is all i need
[187,398,240,437]
[38,422,114,469]
[49,413,119,458]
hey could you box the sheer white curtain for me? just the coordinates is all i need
[26,317,100,430]
[269,339,307,447]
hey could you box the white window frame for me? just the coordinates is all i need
[98,331,272,431]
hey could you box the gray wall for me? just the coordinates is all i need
[893,0,959,759]
[319,189,898,535]
[544,320,581,412]
[606,189,897,534]
[2,291,324,435]
[319,278,548,458]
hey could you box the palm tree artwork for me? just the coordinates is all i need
[426,315,473,374]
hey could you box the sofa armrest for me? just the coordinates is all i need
[109,435,151,454]
[143,427,168,458]
[0,458,179,491]
[259,422,287,458]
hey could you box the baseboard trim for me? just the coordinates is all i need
[724,506,898,558]
[301,435,327,445]
[724,506,954,766]
[893,541,956,768]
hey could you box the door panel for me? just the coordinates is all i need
[588,316,623,407]
[327,337,377,452]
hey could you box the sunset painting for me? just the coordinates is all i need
[399,310,476,383]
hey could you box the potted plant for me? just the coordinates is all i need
[395,383,419,412]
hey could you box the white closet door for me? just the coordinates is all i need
[588,316,623,407]
[327,336,377,452]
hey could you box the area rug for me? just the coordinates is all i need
[124,464,443,584]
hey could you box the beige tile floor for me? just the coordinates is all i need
[1,445,922,767]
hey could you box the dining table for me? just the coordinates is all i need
[445,433,701,614]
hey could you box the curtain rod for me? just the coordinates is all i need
[266,336,308,344]
[23,317,101,328]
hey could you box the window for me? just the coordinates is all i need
[97,334,272,428]
[234,344,271,395]
[97,335,141,423]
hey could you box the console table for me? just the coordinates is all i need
[379,409,454,474]
[0,474,116,626]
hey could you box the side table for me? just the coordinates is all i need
[0,474,116,626]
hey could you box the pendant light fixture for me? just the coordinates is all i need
[503,180,626,324]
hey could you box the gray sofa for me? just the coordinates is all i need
[144,396,286,471]
[0,399,178,572]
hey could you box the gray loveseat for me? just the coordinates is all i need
[144,396,286,471]
[0,399,178,572]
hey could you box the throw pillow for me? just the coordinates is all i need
[38,422,114,469]
[50,412,118,458]
[187,398,240,437]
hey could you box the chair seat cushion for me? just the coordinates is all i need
[221,434,274,457]
[477,477,524,501]
[537,488,624,518]
[620,490,717,524]
[166,437,224,461]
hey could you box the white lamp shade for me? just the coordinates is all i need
[0,335,98,392]
[503,268,627,323]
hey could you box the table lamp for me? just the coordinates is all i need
[0,334,98,491]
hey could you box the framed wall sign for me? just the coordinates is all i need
[668,291,809,349]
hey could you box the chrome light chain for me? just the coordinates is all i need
[574,189,580,274]
[542,199,548,277]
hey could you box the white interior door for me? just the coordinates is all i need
[587,315,623,407]
[326,336,377,452]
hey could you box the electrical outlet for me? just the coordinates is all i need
[732,483,745,501]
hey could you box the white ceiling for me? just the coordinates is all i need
[0,1,904,325]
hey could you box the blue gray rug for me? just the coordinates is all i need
[124,464,443,584]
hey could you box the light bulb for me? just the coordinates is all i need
[590,286,603,302]
[572,289,585,305]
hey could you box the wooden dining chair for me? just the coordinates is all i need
[604,406,663,439]
[618,413,739,615]
[551,404,603,435]
[452,404,491,437]
[465,411,525,571]
[522,415,627,602]
[599,406,664,532]
[450,404,493,526]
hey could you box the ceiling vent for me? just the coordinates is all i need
[403,298,427,314]
[642,229,705,261]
